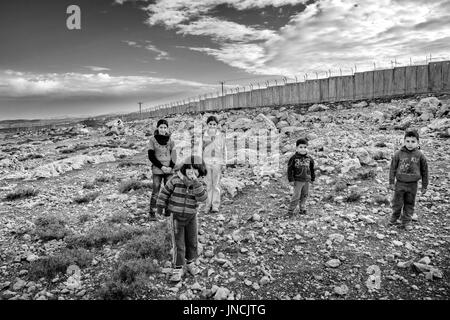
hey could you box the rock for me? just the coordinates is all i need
[259,276,270,285]
[393,240,403,247]
[394,115,414,130]
[306,133,319,141]
[12,279,26,291]
[276,120,290,130]
[309,104,328,112]
[355,148,375,166]
[328,234,344,243]
[325,259,341,268]
[220,177,246,198]
[418,256,431,265]
[414,97,441,115]
[334,284,349,295]
[214,287,230,300]
[428,118,450,131]
[252,213,261,222]
[229,118,254,131]
[341,158,361,173]
[280,126,307,135]
[26,254,39,262]
[372,111,386,122]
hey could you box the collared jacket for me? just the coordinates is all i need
[389,146,429,188]
[287,153,315,183]
[156,171,207,225]
[148,130,176,175]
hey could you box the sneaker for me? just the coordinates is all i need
[186,262,199,276]
[211,208,219,213]
[412,213,418,221]
[399,224,413,231]
[388,217,399,225]
[169,268,184,282]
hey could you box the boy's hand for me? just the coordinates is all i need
[161,166,171,174]
[421,188,427,195]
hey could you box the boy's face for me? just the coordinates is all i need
[296,144,308,154]
[207,121,218,130]
[404,136,418,150]
[185,168,199,180]
[157,124,168,135]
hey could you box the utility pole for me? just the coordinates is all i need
[138,102,143,119]
[219,81,225,110]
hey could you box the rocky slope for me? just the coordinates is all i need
[0,94,449,300]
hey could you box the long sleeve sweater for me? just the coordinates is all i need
[156,171,207,225]
[389,146,429,188]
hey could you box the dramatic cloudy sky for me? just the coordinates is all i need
[0,0,449,120]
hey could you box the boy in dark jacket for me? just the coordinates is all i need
[287,138,315,216]
[148,119,176,220]
[389,129,428,231]
[156,155,207,282]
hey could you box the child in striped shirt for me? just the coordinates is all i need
[156,155,208,282]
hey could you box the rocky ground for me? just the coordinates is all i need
[0,94,449,300]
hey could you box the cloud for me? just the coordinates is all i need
[160,0,450,77]
[0,70,215,98]
[176,16,279,42]
[123,40,173,60]
[84,66,111,72]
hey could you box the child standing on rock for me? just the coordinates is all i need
[156,155,207,282]
[201,115,227,214]
[389,129,428,231]
[287,138,315,216]
[148,119,176,220]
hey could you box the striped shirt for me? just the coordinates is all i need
[156,171,207,224]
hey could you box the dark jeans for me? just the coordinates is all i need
[171,215,198,267]
[150,174,172,212]
[391,181,418,224]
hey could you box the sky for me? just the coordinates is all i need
[0,0,449,120]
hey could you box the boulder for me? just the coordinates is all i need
[308,104,328,112]
[276,120,290,130]
[341,158,361,173]
[220,177,246,198]
[229,118,253,131]
[355,148,376,166]
[414,97,441,115]
[428,118,450,131]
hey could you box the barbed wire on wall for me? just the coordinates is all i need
[144,55,450,114]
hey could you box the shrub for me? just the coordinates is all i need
[66,224,149,249]
[333,180,347,192]
[73,191,100,204]
[356,169,377,180]
[28,248,93,280]
[5,186,39,201]
[94,175,112,183]
[119,226,171,262]
[78,213,94,223]
[345,191,362,202]
[34,215,69,241]
[107,211,130,224]
[118,179,143,193]
[116,259,159,284]
[82,181,96,190]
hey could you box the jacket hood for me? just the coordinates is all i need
[154,130,171,145]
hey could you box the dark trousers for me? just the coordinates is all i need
[150,174,172,212]
[391,181,418,224]
[171,215,198,267]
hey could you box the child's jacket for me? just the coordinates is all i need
[156,171,207,225]
[389,146,428,188]
[287,153,315,182]
[148,130,175,175]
